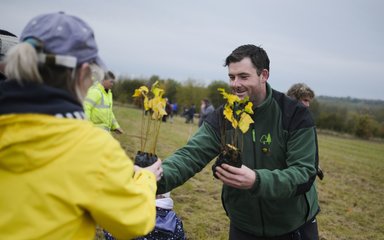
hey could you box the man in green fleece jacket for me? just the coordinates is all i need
[157,44,320,240]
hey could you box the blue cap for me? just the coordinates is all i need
[20,12,106,69]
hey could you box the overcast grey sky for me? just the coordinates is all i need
[1,0,383,100]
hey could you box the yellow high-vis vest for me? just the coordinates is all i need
[84,83,120,131]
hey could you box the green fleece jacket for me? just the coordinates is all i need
[157,83,320,237]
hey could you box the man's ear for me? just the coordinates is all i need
[261,69,269,83]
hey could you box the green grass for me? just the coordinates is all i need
[113,105,384,240]
[316,134,384,240]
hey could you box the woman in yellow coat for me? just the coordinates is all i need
[0,12,162,240]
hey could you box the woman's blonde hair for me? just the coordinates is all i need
[4,42,86,102]
[5,43,43,83]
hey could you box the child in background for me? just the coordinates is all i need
[104,192,186,240]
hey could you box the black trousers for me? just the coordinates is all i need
[229,218,319,240]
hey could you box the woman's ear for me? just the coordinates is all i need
[75,63,92,101]
[78,63,91,84]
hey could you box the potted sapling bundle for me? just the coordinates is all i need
[212,88,254,178]
[132,81,167,167]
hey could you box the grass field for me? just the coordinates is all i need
[113,104,384,240]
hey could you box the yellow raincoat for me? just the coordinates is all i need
[0,114,156,240]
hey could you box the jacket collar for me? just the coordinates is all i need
[252,83,273,114]
[0,80,85,118]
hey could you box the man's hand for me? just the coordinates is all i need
[214,163,256,189]
[114,128,124,134]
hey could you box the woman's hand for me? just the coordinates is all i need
[135,158,163,181]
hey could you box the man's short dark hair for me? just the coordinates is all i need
[224,44,270,76]
[105,70,115,80]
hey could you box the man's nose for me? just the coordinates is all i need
[231,77,240,87]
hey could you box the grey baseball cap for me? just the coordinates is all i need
[20,12,106,69]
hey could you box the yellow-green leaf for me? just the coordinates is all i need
[152,87,164,98]
[244,102,254,114]
[223,106,233,122]
[231,118,238,129]
[150,97,167,120]
[132,89,142,97]
[239,112,254,133]
[132,86,149,97]
[142,97,149,110]
[226,94,240,106]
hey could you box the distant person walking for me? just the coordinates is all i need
[198,98,215,127]
[172,102,178,116]
[184,104,196,124]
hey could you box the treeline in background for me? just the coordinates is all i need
[112,75,384,140]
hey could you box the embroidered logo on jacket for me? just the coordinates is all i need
[260,133,272,154]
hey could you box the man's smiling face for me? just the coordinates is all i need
[228,57,266,104]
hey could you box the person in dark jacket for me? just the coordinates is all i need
[157,44,320,240]
[184,104,195,124]
[287,83,324,180]
[198,98,215,127]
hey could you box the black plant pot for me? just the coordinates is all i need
[134,151,157,168]
[212,144,242,179]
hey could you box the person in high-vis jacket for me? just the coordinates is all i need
[157,45,320,240]
[84,70,124,134]
[0,12,162,240]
